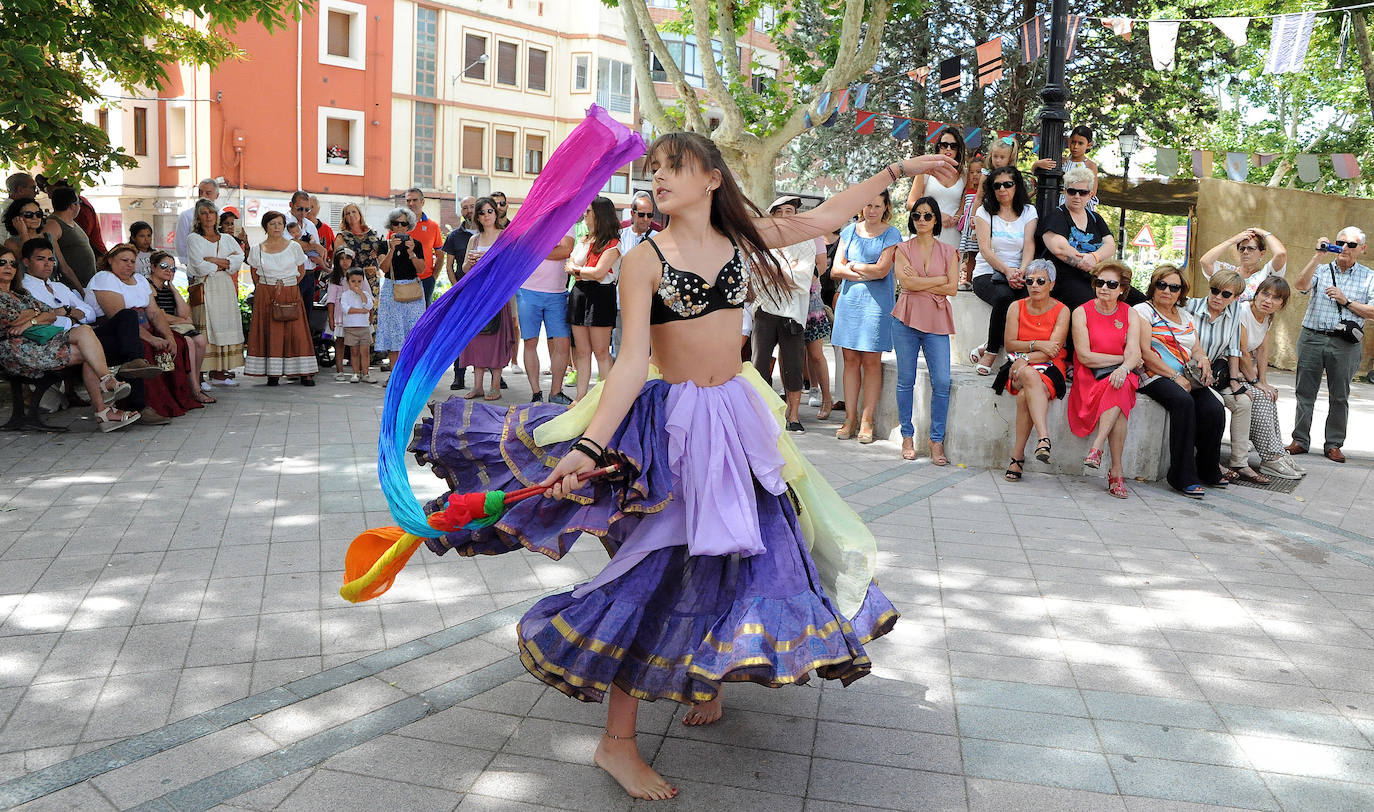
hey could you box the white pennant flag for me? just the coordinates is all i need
[1266,12,1317,74]
[1210,17,1250,48]
[1225,153,1250,181]
[1149,21,1180,70]
[1296,153,1320,183]
[1155,147,1179,177]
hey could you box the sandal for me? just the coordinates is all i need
[1084,447,1103,469]
[857,421,876,444]
[461,389,484,400]
[969,343,986,365]
[1181,484,1206,499]
[930,440,948,466]
[1034,436,1052,464]
[1005,457,1025,481]
[1234,467,1272,485]
[98,374,131,405]
[836,421,857,440]
[1217,467,1239,483]
[194,392,217,404]
[901,437,916,461]
[94,406,140,433]
[1108,475,1129,499]
[818,400,833,421]
[483,391,502,402]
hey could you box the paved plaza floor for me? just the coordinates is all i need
[2,355,1374,811]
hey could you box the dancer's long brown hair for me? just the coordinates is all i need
[647,132,787,298]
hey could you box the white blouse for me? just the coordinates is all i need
[85,270,154,318]
[187,232,246,281]
[248,240,307,284]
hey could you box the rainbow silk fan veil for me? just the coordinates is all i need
[340,106,646,602]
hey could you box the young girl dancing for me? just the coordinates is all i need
[399,131,956,800]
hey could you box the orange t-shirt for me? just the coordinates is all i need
[410,217,443,279]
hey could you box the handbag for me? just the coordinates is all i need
[1149,304,1209,388]
[20,324,64,343]
[271,300,300,322]
[391,280,422,303]
[170,322,201,337]
[1330,263,1366,345]
[187,282,205,308]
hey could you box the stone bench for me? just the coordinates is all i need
[830,350,1171,481]
[949,291,1002,369]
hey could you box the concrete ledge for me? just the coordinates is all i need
[949,291,1003,369]
[832,349,1170,480]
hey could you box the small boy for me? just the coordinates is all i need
[340,269,376,383]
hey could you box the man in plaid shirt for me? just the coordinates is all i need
[1288,227,1374,463]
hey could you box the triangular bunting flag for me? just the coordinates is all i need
[1253,153,1278,167]
[1333,153,1361,179]
[1020,15,1045,63]
[965,128,983,150]
[1225,152,1250,181]
[1266,12,1317,75]
[1155,147,1178,177]
[822,109,838,128]
[816,91,832,115]
[1296,153,1320,182]
[1210,17,1249,48]
[1149,21,1180,71]
[927,121,947,142]
[891,118,912,141]
[854,82,870,108]
[1066,15,1085,61]
[803,112,813,129]
[976,38,1003,86]
[908,67,930,85]
[939,56,961,98]
[836,87,852,113]
[1103,17,1133,41]
[855,110,878,134]
[1192,150,1213,178]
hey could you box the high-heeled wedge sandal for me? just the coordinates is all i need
[1084,447,1103,469]
[835,421,857,440]
[1035,436,1052,464]
[856,421,876,444]
[1005,458,1025,481]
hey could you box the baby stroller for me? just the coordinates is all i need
[309,279,335,368]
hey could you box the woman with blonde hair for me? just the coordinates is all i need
[337,202,385,318]
[186,197,245,385]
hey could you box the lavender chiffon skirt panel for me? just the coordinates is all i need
[408,377,899,704]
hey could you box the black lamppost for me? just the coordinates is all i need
[1116,128,1139,259]
[1034,0,1070,219]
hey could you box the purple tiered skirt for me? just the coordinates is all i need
[410,376,898,704]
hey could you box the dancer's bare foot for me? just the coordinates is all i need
[681,694,723,726]
[595,734,677,800]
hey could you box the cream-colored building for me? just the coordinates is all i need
[390,0,641,208]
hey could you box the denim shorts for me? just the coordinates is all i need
[516,289,571,340]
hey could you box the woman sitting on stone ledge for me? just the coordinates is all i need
[995,259,1069,481]
[1067,261,1143,499]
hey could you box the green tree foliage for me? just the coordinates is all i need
[0,0,298,182]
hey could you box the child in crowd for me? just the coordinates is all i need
[1034,124,1099,207]
[339,268,375,383]
[956,152,987,289]
[324,248,355,381]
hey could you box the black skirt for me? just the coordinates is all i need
[567,280,617,328]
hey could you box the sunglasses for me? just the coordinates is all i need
[1210,287,1237,299]
[292,206,309,212]
[634,211,653,218]
[992,180,1017,191]
[1155,281,1182,293]
[0,258,16,267]
[1093,278,1121,290]
[1236,244,1260,253]
[19,210,42,219]
[1065,188,1092,197]
[478,208,495,215]
[912,211,936,221]
[937,141,959,149]
[156,261,175,270]
[1027,277,1050,286]
[1336,240,1361,248]
[388,222,405,228]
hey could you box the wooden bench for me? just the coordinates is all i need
[2,370,69,432]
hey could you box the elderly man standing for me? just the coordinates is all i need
[175,179,219,268]
[1287,228,1374,463]
[403,187,444,305]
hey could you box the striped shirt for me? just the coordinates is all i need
[1133,302,1197,384]
[1300,261,1374,332]
[1183,297,1241,363]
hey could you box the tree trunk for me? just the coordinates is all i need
[1352,12,1374,118]
[734,150,778,209]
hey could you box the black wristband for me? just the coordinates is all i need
[571,438,606,465]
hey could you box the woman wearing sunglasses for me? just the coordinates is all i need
[969,166,1036,375]
[906,126,966,251]
[1184,269,1263,484]
[1199,228,1287,304]
[1038,166,1126,310]
[3,198,46,267]
[1132,265,1227,498]
[996,259,1069,481]
[1067,261,1142,498]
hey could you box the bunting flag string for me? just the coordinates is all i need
[1210,16,1249,48]
[854,82,871,108]
[1103,17,1133,41]
[1065,15,1085,61]
[855,110,878,135]
[1333,153,1361,179]
[1224,152,1250,181]
[891,117,912,141]
[1149,21,1180,71]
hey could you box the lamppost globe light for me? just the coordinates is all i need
[454,53,489,82]
[1117,129,1139,158]
[1116,129,1139,259]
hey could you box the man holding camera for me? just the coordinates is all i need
[1288,227,1374,463]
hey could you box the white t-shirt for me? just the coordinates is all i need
[23,275,89,329]
[972,206,1037,279]
[85,270,154,318]
[1237,303,1270,353]
[339,288,374,328]
[1208,259,1284,304]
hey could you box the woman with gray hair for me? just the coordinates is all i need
[994,258,1070,480]
[375,206,427,377]
[1038,165,1130,310]
[186,197,245,384]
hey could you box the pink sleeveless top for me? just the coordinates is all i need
[890,238,956,335]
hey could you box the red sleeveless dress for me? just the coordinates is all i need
[1067,301,1139,437]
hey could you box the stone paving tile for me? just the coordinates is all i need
[960,738,1117,794]
[965,777,1128,811]
[1106,755,1279,811]
[273,768,464,812]
[806,757,966,811]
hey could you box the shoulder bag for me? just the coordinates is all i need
[271,299,300,322]
[1149,304,1208,388]
[1330,263,1366,345]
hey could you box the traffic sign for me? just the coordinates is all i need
[1131,225,1156,248]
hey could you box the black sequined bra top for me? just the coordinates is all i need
[646,236,748,324]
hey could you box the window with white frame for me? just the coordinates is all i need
[413,102,436,186]
[318,106,364,176]
[527,46,548,92]
[572,53,590,92]
[319,0,366,70]
[525,133,545,175]
[494,130,516,173]
[415,7,438,96]
[649,34,726,89]
[165,103,189,167]
[601,171,629,195]
[597,58,632,113]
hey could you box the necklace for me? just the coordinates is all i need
[1092,299,1116,316]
